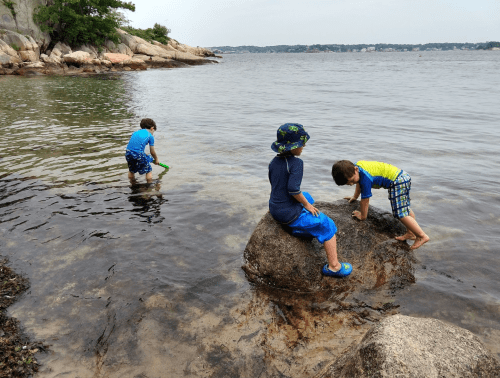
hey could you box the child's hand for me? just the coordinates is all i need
[352,210,363,220]
[305,204,320,217]
[344,196,357,203]
[154,159,159,165]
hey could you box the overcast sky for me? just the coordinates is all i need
[123,0,500,47]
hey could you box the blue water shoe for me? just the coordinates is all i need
[322,263,352,278]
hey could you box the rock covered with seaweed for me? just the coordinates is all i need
[242,199,415,299]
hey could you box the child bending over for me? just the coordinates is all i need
[331,160,429,250]
[125,118,159,183]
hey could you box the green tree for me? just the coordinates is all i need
[33,0,136,47]
[122,23,171,45]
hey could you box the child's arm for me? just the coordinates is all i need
[353,198,369,220]
[293,193,320,217]
[344,183,361,203]
[150,146,159,165]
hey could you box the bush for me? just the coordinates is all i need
[33,0,136,47]
[122,23,171,45]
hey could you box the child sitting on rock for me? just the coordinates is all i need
[125,118,159,183]
[331,160,430,250]
[268,123,352,277]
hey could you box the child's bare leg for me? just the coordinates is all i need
[395,209,416,241]
[324,235,341,271]
[145,172,153,183]
[128,171,136,182]
[399,213,429,250]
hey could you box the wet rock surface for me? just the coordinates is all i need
[317,314,500,378]
[0,259,48,377]
[243,200,415,299]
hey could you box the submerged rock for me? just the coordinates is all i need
[318,314,500,378]
[242,200,415,297]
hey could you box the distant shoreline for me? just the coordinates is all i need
[209,42,500,54]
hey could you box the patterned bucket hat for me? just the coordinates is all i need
[271,123,310,153]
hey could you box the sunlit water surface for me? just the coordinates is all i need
[1,51,500,376]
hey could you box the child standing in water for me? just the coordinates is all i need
[268,123,352,277]
[125,118,159,183]
[331,160,430,250]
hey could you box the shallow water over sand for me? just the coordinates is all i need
[1,51,500,376]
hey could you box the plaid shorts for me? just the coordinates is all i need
[125,150,153,175]
[388,171,411,219]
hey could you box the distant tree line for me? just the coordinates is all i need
[211,42,500,53]
[476,42,500,50]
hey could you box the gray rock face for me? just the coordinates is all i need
[1,30,32,51]
[318,314,500,378]
[242,200,415,296]
[0,0,49,43]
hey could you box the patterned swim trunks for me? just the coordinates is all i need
[125,150,153,175]
[388,171,411,219]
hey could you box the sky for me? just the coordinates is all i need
[123,0,500,47]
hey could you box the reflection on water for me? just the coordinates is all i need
[0,75,135,185]
[1,52,500,376]
[128,181,165,224]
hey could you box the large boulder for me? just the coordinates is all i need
[104,40,118,53]
[0,51,20,66]
[0,30,32,51]
[242,200,415,298]
[0,39,18,57]
[53,42,72,55]
[63,51,92,65]
[18,50,38,62]
[135,43,164,56]
[49,48,63,58]
[319,314,500,378]
[116,43,133,56]
[121,58,147,70]
[74,45,97,58]
[103,53,130,64]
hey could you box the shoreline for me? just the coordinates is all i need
[0,28,221,77]
[0,258,48,377]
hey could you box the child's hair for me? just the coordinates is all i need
[331,160,356,186]
[140,118,157,130]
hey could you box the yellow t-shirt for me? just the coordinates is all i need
[356,161,401,197]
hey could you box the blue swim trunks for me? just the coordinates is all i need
[287,192,337,244]
[388,171,411,219]
[125,150,153,175]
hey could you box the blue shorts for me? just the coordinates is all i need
[388,171,411,219]
[287,192,337,244]
[125,150,153,175]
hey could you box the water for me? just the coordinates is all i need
[1,51,499,376]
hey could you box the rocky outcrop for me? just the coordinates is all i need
[0,29,218,76]
[0,0,49,45]
[317,314,500,378]
[242,200,415,298]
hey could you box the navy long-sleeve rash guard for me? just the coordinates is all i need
[268,155,303,224]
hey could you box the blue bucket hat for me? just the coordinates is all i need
[271,123,310,153]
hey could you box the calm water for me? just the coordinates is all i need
[1,51,500,376]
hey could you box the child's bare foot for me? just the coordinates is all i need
[395,232,416,241]
[411,234,430,250]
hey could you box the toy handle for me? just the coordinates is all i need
[158,162,170,169]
